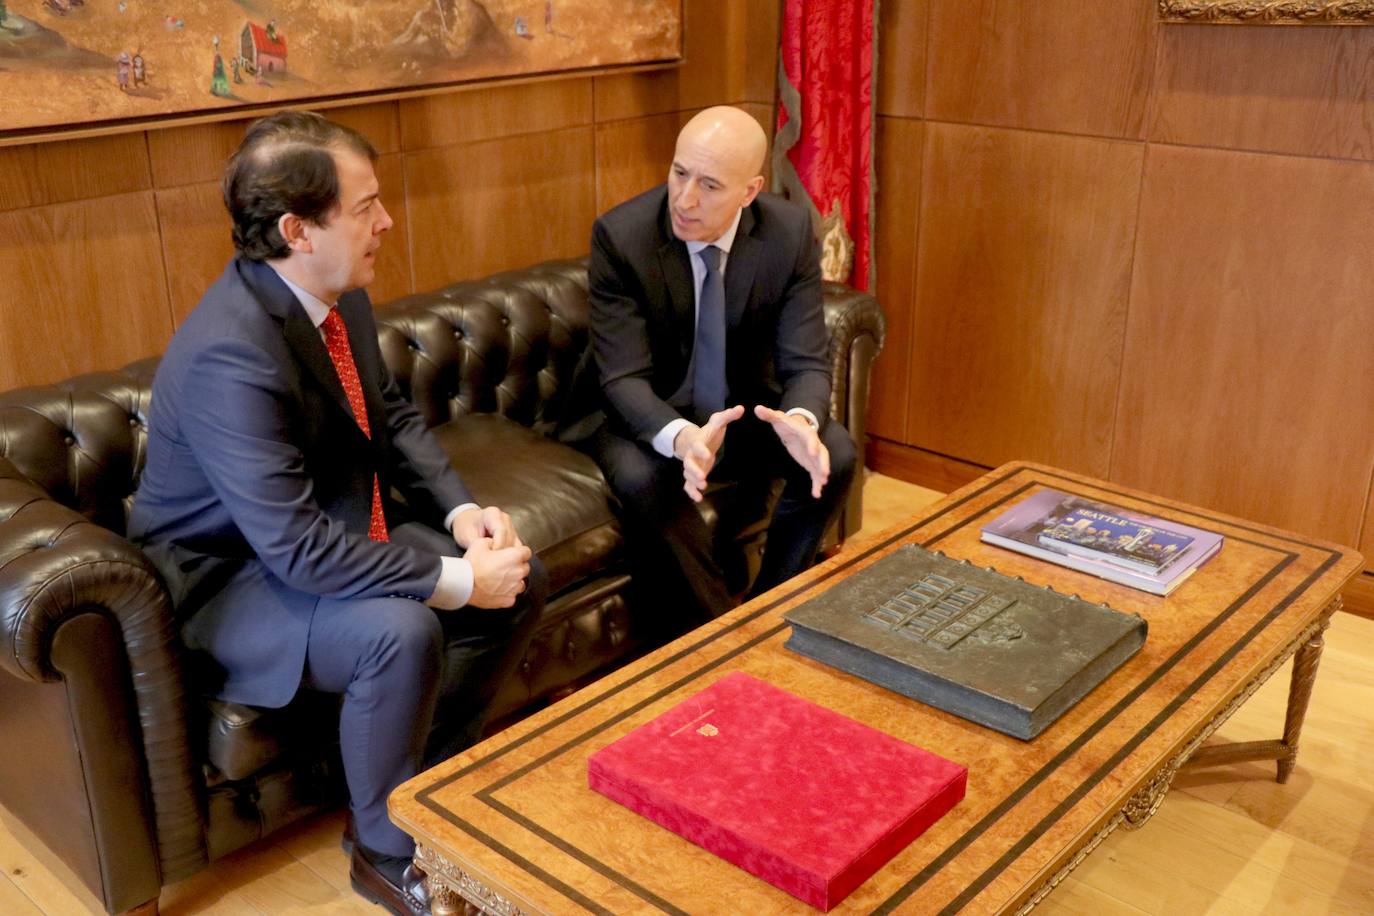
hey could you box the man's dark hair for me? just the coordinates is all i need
[222,110,378,261]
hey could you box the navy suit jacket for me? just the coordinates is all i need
[129,257,472,706]
[588,186,830,445]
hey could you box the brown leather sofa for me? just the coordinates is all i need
[0,256,884,915]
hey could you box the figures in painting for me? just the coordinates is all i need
[3,0,681,137]
[210,35,230,97]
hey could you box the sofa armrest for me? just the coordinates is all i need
[821,285,887,541]
[0,460,205,911]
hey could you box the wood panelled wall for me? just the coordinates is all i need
[870,0,1374,575]
[0,0,777,391]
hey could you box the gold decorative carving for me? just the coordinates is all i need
[430,883,464,916]
[818,200,856,285]
[414,843,527,916]
[1160,0,1374,22]
[1015,804,1126,915]
[1015,597,1340,913]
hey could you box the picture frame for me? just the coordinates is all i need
[1159,0,1374,23]
[0,0,683,144]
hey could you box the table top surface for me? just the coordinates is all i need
[390,462,1362,915]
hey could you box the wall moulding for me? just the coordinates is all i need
[1159,0,1374,22]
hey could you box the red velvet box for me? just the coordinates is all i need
[587,672,967,910]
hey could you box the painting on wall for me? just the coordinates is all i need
[0,0,682,141]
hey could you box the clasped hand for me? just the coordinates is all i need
[452,506,531,609]
[673,405,830,502]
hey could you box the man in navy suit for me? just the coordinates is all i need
[588,106,856,629]
[129,111,543,915]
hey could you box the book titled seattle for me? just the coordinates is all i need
[587,671,967,911]
[979,488,1224,596]
[783,546,1148,740]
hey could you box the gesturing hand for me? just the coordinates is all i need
[452,505,523,551]
[753,406,829,498]
[674,405,745,503]
[465,537,532,609]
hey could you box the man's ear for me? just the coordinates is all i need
[277,212,312,254]
[740,175,765,208]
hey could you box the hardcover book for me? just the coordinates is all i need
[783,546,1148,739]
[1038,506,1193,573]
[587,671,967,911]
[980,489,1224,596]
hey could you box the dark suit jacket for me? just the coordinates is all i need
[128,257,472,707]
[588,186,830,445]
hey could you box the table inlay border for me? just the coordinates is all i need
[411,466,1345,913]
[922,553,1336,914]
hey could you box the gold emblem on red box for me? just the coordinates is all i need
[697,724,719,737]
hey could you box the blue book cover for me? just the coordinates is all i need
[1038,506,1194,573]
[979,488,1224,595]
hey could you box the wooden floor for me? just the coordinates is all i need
[3,473,1371,914]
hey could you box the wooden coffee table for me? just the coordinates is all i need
[390,462,1362,914]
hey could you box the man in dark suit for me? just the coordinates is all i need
[588,106,856,628]
[128,111,543,916]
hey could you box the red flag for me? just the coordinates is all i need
[774,0,875,291]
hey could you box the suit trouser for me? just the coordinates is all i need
[593,414,856,633]
[302,521,545,858]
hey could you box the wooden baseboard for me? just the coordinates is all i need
[865,437,989,494]
[1342,571,1374,621]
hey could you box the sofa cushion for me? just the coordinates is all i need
[428,414,621,596]
[205,693,339,782]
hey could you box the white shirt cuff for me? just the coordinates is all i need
[427,555,474,609]
[785,407,819,431]
[444,503,480,532]
[653,418,692,459]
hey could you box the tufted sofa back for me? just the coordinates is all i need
[374,258,591,433]
[0,258,593,538]
[0,361,158,537]
[0,255,879,541]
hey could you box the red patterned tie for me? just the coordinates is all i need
[321,309,389,542]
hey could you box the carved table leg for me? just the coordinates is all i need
[1183,596,1340,783]
[414,842,526,915]
[1277,614,1330,784]
[1019,597,1342,912]
[428,878,464,916]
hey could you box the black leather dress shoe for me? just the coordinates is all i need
[350,844,430,915]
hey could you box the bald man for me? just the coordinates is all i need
[587,106,857,628]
